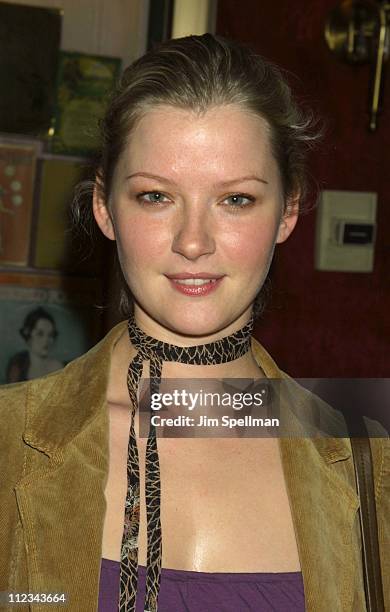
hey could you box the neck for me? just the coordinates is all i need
[29,352,46,366]
[107,315,263,409]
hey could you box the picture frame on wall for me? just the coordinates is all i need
[52,51,121,156]
[0,2,62,136]
[0,137,41,267]
[0,272,102,385]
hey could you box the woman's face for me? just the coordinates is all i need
[27,318,56,358]
[94,104,298,339]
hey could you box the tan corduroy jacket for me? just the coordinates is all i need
[0,322,388,612]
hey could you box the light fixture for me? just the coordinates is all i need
[325,0,389,130]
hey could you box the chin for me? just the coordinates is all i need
[134,292,254,341]
[166,319,222,339]
[158,308,245,341]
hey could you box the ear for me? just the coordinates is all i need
[276,194,299,244]
[92,182,116,241]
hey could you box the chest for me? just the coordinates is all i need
[102,404,301,572]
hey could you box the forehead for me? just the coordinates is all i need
[117,104,277,182]
[34,318,53,331]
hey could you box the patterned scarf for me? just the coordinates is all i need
[119,313,254,611]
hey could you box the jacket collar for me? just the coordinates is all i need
[23,322,123,456]
[23,321,351,465]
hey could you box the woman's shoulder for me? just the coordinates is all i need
[0,368,64,445]
[0,378,34,468]
[251,336,388,437]
[0,376,31,416]
[7,350,29,366]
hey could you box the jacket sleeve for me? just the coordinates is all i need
[0,383,30,590]
[369,435,390,611]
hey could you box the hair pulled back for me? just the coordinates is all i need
[97,33,317,203]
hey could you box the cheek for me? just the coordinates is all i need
[29,337,39,350]
[115,215,170,271]
[221,220,279,270]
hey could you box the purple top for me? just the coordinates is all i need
[98,558,305,611]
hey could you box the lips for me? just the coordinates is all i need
[166,274,224,296]
[166,273,224,280]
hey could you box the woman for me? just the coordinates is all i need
[0,35,388,612]
[6,307,63,382]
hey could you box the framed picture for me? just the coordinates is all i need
[52,51,121,155]
[0,3,61,136]
[0,137,40,266]
[0,273,102,385]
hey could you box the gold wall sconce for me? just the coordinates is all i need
[325,0,389,130]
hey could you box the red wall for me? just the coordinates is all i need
[216,0,390,376]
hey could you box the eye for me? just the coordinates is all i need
[136,191,171,205]
[223,193,255,208]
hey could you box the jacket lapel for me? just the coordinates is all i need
[14,324,125,611]
[279,437,359,611]
[252,339,361,611]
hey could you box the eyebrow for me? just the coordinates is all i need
[125,172,268,186]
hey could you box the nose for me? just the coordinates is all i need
[171,204,216,261]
